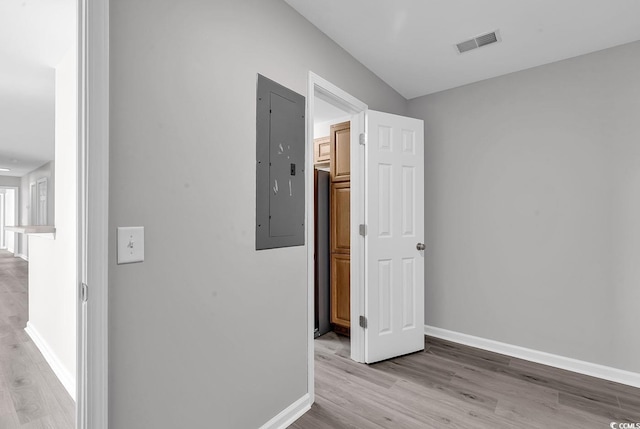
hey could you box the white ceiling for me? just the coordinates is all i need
[0,0,75,177]
[285,0,640,99]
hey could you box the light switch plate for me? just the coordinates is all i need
[117,227,144,264]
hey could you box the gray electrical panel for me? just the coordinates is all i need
[256,74,305,250]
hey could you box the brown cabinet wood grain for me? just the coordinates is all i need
[331,253,351,330]
[314,136,331,164]
[329,120,351,333]
[331,182,350,254]
[330,121,350,182]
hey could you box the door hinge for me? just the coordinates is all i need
[80,283,88,302]
[359,133,366,145]
[359,224,367,237]
[359,315,367,329]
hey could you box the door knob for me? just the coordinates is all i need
[416,243,426,251]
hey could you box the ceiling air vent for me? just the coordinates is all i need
[456,30,501,54]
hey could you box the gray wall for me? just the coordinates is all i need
[109,0,406,428]
[408,40,640,373]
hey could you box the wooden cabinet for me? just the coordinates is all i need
[331,182,350,254]
[314,136,330,164]
[312,121,351,334]
[329,121,351,334]
[330,183,350,333]
[331,253,350,331]
[330,121,350,182]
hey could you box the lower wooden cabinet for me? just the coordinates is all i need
[330,253,350,331]
[330,180,350,333]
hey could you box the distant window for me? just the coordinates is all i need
[30,183,37,225]
[37,178,48,225]
[31,178,48,226]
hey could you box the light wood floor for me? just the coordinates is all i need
[0,250,74,428]
[292,331,640,428]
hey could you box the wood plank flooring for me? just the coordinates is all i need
[292,332,640,428]
[0,250,75,428]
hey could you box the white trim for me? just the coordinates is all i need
[424,325,640,389]
[350,110,366,364]
[259,394,311,429]
[78,0,109,428]
[25,322,76,400]
[16,253,28,262]
[306,72,368,405]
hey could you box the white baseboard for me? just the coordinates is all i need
[16,253,28,261]
[425,325,640,389]
[25,322,76,400]
[259,393,311,429]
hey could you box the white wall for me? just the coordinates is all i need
[19,161,54,257]
[0,67,55,178]
[408,40,640,374]
[27,47,77,398]
[109,0,406,427]
[313,115,352,139]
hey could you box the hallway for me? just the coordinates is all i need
[0,250,74,427]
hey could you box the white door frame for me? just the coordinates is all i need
[306,72,367,403]
[77,0,109,428]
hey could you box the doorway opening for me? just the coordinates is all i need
[306,72,427,406]
[306,73,368,400]
[1,1,110,427]
[0,0,83,427]
[313,102,352,339]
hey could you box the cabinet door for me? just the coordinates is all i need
[331,253,351,330]
[330,180,350,332]
[314,136,331,164]
[330,121,350,182]
[330,182,350,254]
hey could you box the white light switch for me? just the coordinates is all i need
[117,227,145,264]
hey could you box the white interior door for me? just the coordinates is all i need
[364,110,424,363]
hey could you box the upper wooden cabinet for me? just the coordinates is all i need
[314,136,330,164]
[330,121,350,182]
[331,181,350,254]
